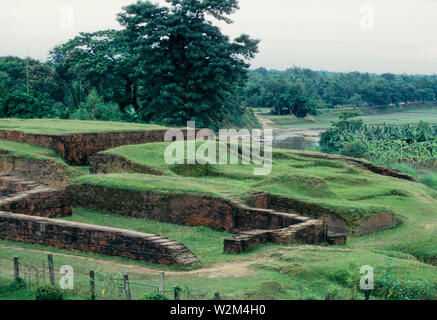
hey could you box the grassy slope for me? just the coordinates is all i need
[0,118,166,134]
[0,140,66,163]
[70,142,437,288]
[76,142,437,225]
[0,140,88,178]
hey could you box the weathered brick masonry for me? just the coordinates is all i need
[0,150,72,187]
[0,175,72,218]
[0,130,171,165]
[247,192,398,235]
[0,212,199,267]
[70,184,328,253]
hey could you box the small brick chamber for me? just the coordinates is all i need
[0,174,199,267]
[70,184,331,253]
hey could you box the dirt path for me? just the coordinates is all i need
[0,244,260,279]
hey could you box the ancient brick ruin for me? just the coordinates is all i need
[0,129,171,165]
[0,174,199,267]
[0,212,199,267]
[0,174,72,217]
[0,128,352,266]
[70,184,330,253]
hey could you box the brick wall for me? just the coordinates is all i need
[0,175,72,218]
[0,130,184,166]
[70,184,305,232]
[0,211,199,267]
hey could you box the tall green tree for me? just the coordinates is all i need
[117,0,259,128]
[50,0,259,128]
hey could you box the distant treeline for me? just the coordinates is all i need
[241,67,437,116]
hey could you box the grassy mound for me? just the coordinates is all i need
[74,141,437,230]
[0,118,166,134]
[0,140,66,163]
[0,140,87,179]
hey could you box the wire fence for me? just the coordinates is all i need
[8,255,223,300]
[18,258,49,289]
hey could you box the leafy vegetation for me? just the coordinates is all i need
[242,67,437,114]
[34,284,64,300]
[0,1,259,129]
[373,259,435,300]
[321,112,437,168]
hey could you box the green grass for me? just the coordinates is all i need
[0,118,167,134]
[0,230,436,300]
[0,277,35,300]
[75,142,437,227]
[0,140,66,164]
[0,140,88,178]
[63,208,244,266]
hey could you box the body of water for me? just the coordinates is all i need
[272,130,323,151]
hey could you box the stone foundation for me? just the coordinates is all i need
[70,184,314,232]
[0,211,199,267]
[224,219,327,253]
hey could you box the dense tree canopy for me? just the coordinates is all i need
[1,1,437,125]
[242,67,437,116]
[49,0,259,128]
[0,56,64,118]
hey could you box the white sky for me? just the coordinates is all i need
[0,0,436,74]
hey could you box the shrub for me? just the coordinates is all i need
[71,89,123,122]
[34,284,64,300]
[374,260,435,300]
[14,277,26,289]
[325,286,341,300]
[340,140,369,159]
[139,293,169,300]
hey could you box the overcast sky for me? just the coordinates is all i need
[0,0,436,74]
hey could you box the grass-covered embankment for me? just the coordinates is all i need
[0,140,87,179]
[75,142,436,229]
[0,118,166,134]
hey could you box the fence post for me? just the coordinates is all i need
[89,270,95,300]
[123,275,131,300]
[174,286,181,300]
[13,256,19,281]
[159,271,165,294]
[48,254,55,286]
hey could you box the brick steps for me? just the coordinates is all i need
[0,174,72,218]
[224,199,334,254]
